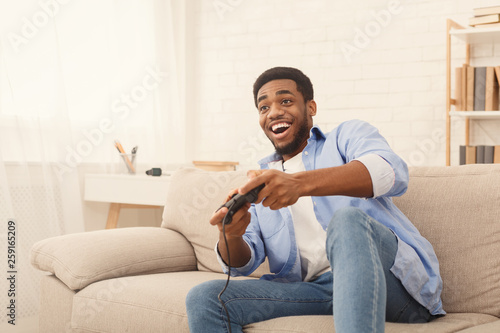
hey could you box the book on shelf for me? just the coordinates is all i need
[474,67,486,111]
[469,14,500,26]
[459,145,500,165]
[484,146,495,164]
[467,65,475,111]
[474,6,500,17]
[495,146,500,164]
[459,145,466,165]
[454,65,500,111]
[467,145,476,164]
[476,145,485,163]
[462,64,468,110]
[474,22,500,28]
[486,67,499,111]
[470,7,500,27]
[455,67,463,110]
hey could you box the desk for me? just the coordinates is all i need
[84,173,171,229]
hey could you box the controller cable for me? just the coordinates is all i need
[218,201,235,333]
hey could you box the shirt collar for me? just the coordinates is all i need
[309,125,326,141]
[258,125,325,166]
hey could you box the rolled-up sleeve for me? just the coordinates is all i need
[336,120,409,197]
[355,154,395,198]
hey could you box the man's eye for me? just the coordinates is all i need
[282,99,292,104]
[259,106,269,114]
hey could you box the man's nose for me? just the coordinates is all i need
[267,104,284,119]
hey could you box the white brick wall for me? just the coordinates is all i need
[191,0,500,168]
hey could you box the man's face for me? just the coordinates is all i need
[256,79,316,161]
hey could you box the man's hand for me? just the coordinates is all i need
[239,169,302,210]
[210,189,252,267]
[210,189,252,238]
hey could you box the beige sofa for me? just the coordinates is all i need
[31,165,500,332]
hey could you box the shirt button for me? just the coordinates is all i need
[304,151,309,156]
[313,201,317,206]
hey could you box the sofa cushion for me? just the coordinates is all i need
[71,271,249,333]
[30,227,197,290]
[69,271,499,333]
[393,165,500,317]
[162,167,270,276]
[246,313,499,333]
[456,320,500,332]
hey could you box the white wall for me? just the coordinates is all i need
[80,0,500,231]
[190,0,500,168]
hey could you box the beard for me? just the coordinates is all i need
[270,119,310,157]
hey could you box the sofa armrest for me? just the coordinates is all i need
[30,227,197,291]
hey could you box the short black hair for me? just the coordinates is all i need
[252,67,314,108]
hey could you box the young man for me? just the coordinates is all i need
[186,67,444,332]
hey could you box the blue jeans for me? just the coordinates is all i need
[186,207,433,333]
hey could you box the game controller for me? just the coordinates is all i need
[218,183,265,225]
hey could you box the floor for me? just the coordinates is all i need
[1,315,38,333]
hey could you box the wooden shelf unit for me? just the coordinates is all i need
[449,111,500,120]
[446,19,500,166]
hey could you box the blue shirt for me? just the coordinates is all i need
[222,120,445,316]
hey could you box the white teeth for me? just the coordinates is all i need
[272,123,291,132]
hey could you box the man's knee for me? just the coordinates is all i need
[327,207,368,236]
[186,280,224,312]
[325,207,373,257]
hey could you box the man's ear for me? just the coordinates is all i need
[307,100,317,117]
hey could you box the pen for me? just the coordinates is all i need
[114,140,136,173]
[131,146,138,164]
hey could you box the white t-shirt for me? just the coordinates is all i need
[269,154,330,281]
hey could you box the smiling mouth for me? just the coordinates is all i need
[271,122,292,135]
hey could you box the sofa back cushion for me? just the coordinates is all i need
[162,167,270,276]
[393,165,500,317]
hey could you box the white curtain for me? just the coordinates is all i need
[0,0,187,325]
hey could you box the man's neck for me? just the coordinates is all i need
[282,141,308,162]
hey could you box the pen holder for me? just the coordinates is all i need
[118,153,136,174]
